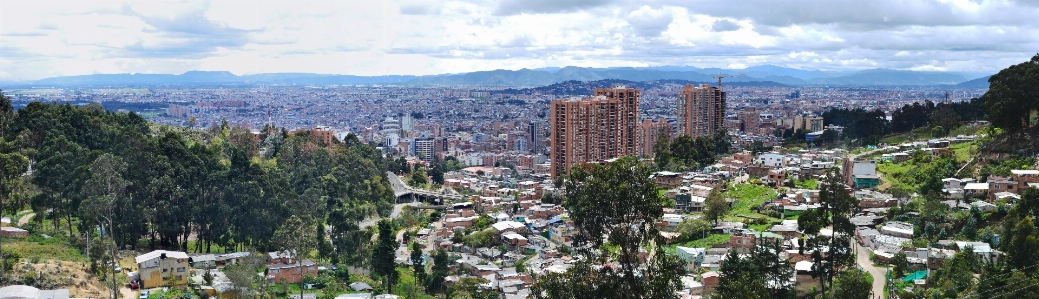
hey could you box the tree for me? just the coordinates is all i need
[830,269,872,299]
[714,272,770,299]
[676,218,712,240]
[653,131,671,170]
[806,167,859,295]
[703,189,729,224]
[273,215,318,299]
[984,54,1039,134]
[80,153,130,299]
[891,251,908,278]
[429,163,444,185]
[316,223,333,259]
[0,136,29,278]
[426,249,448,295]
[670,135,697,169]
[224,252,265,299]
[410,241,426,286]
[372,220,399,292]
[533,156,685,298]
[0,90,13,138]
[1007,217,1039,270]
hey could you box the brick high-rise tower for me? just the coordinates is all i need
[636,118,672,158]
[594,87,640,155]
[550,88,640,178]
[676,84,726,138]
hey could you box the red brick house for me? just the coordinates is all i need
[266,251,317,283]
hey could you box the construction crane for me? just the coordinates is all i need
[712,74,745,89]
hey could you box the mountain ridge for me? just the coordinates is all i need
[1,66,993,88]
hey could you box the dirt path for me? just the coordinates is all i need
[18,212,35,226]
[120,287,137,299]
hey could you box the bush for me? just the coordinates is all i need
[2,250,21,271]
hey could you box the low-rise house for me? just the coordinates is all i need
[654,171,684,189]
[266,251,317,283]
[730,230,756,253]
[492,221,527,234]
[501,232,529,250]
[136,250,191,289]
[988,176,1017,196]
[965,182,990,199]
[675,247,706,272]
[191,254,216,269]
[854,190,897,208]
[1011,170,1039,190]
[1,226,28,238]
[881,221,914,239]
[0,285,70,299]
[768,220,801,239]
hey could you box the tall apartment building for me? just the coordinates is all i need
[550,89,640,178]
[593,87,640,155]
[636,119,672,157]
[676,84,726,138]
[528,121,543,154]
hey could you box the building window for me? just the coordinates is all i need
[176,275,182,281]
[272,269,280,274]
[177,267,185,272]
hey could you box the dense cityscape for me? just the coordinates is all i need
[2,1,1038,299]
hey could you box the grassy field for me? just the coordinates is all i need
[392,267,437,299]
[664,234,731,254]
[876,161,916,191]
[949,141,978,163]
[795,179,818,190]
[725,183,780,221]
[4,234,88,263]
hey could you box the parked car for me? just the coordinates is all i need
[139,290,149,299]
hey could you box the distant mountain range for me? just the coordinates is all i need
[0,66,994,88]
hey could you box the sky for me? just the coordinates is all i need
[1,0,1038,81]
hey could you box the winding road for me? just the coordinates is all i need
[855,241,888,298]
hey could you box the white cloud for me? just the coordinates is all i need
[0,0,1037,81]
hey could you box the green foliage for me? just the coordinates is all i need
[372,220,400,292]
[676,218,712,240]
[534,156,686,298]
[653,131,671,170]
[891,251,908,279]
[715,244,792,298]
[984,54,1039,133]
[830,269,872,299]
[664,131,730,171]
[703,189,729,224]
[463,229,496,247]
[425,249,448,295]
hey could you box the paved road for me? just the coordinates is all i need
[855,241,888,298]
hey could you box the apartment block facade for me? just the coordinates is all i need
[636,118,672,158]
[676,84,726,138]
[550,87,640,178]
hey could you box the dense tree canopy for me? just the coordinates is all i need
[984,54,1039,133]
[1,97,398,262]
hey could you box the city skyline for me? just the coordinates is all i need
[3,0,1038,81]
